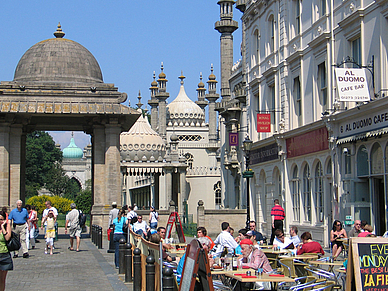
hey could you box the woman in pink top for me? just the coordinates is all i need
[358,224,373,237]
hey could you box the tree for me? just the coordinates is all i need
[26,131,63,197]
[75,180,92,214]
[43,163,80,200]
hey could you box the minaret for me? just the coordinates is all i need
[215,0,238,100]
[148,72,159,131]
[155,63,169,140]
[195,73,208,116]
[206,65,219,143]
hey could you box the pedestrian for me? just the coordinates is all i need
[113,209,128,269]
[31,206,39,243]
[65,203,81,252]
[0,210,12,291]
[127,205,137,224]
[25,205,36,250]
[42,210,56,255]
[330,220,347,259]
[0,208,7,222]
[108,202,119,228]
[8,200,29,258]
[41,201,58,249]
[248,221,264,244]
[132,215,149,237]
[213,222,238,256]
[270,199,285,245]
[289,226,301,247]
[148,206,159,229]
[196,226,215,250]
[297,232,324,255]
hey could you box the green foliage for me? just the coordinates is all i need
[26,131,63,194]
[44,163,81,199]
[26,195,74,214]
[75,189,92,214]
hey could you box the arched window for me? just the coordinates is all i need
[371,143,383,175]
[184,153,193,169]
[214,181,221,206]
[259,171,267,221]
[326,158,332,175]
[303,165,311,221]
[357,146,369,176]
[314,162,324,223]
[254,29,260,65]
[268,15,275,53]
[291,166,300,221]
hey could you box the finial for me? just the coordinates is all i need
[71,131,74,138]
[54,22,65,38]
[178,71,185,85]
[136,91,143,109]
[161,62,164,72]
[211,64,214,74]
[200,72,203,81]
[153,71,156,81]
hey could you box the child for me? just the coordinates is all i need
[42,210,56,255]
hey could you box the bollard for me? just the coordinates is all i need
[133,248,142,291]
[162,267,174,291]
[93,225,96,244]
[125,243,133,283]
[146,255,155,291]
[91,225,94,244]
[107,225,115,253]
[119,239,126,274]
[98,226,103,249]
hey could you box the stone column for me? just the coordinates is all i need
[91,126,106,226]
[165,168,173,207]
[0,125,10,207]
[179,168,186,214]
[197,200,205,228]
[9,125,22,206]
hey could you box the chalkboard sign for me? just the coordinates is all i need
[346,237,388,291]
[179,239,214,291]
[165,212,186,243]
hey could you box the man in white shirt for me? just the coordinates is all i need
[65,203,81,252]
[127,205,137,224]
[108,202,119,227]
[273,229,293,249]
[213,222,238,256]
[132,215,149,237]
[289,226,301,247]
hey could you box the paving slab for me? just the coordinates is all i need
[6,228,132,291]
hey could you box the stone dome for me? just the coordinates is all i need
[120,111,166,162]
[13,24,103,84]
[63,137,84,159]
[167,77,205,127]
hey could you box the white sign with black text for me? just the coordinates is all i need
[335,68,370,102]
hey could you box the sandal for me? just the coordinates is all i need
[68,247,74,251]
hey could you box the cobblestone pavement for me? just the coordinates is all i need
[6,228,131,291]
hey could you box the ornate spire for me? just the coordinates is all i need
[54,22,65,38]
[178,71,185,85]
[136,91,143,109]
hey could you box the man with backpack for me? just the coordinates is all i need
[65,203,82,252]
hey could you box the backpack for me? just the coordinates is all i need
[78,210,87,227]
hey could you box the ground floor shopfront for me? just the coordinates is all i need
[248,99,388,246]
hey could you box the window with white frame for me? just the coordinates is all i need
[294,76,301,117]
[318,62,327,110]
[291,166,300,221]
[314,162,324,223]
[294,0,301,35]
[254,29,260,66]
[320,0,326,17]
[269,15,275,53]
[214,181,222,206]
[351,37,361,68]
[303,165,311,222]
[270,85,276,130]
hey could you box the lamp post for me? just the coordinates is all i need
[242,136,253,230]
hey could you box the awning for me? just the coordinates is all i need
[337,127,388,145]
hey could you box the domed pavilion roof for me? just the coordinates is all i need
[167,75,205,127]
[13,23,103,84]
[120,110,165,162]
[63,136,84,159]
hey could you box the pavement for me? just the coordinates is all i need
[6,227,132,291]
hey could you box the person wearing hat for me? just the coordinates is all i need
[65,203,82,252]
[108,202,119,228]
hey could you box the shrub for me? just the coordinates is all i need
[75,190,92,214]
[27,195,74,214]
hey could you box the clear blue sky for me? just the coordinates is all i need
[0,1,242,150]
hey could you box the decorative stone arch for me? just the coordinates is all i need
[370,142,383,175]
[0,26,140,227]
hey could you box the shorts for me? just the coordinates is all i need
[0,252,13,271]
[69,226,81,238]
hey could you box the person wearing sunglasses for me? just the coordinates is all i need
[330,220,347,259]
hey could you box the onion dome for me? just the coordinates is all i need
[63,136,84,159]
[167,74,205,127]
[120,110,165,162]
[14,23,103,84]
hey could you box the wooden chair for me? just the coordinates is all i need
[279,258,297,278]
[265,252,279,270]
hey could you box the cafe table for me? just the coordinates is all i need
[309,260,345,272]
[278,254,317,260]
[262,249,291,255]
[225,269,295,290]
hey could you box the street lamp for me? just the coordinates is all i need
[242,136,253,230]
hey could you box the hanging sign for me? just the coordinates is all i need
[257,114,271,132]
[229,132,238,146]
[335,68,370,102]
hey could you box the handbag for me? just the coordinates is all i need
[122,221,128,234]
[6,231,21,252]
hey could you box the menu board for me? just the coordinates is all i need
[347,237,388,290]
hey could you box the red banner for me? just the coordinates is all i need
[257,114,271,132]
[286,127,329,158]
